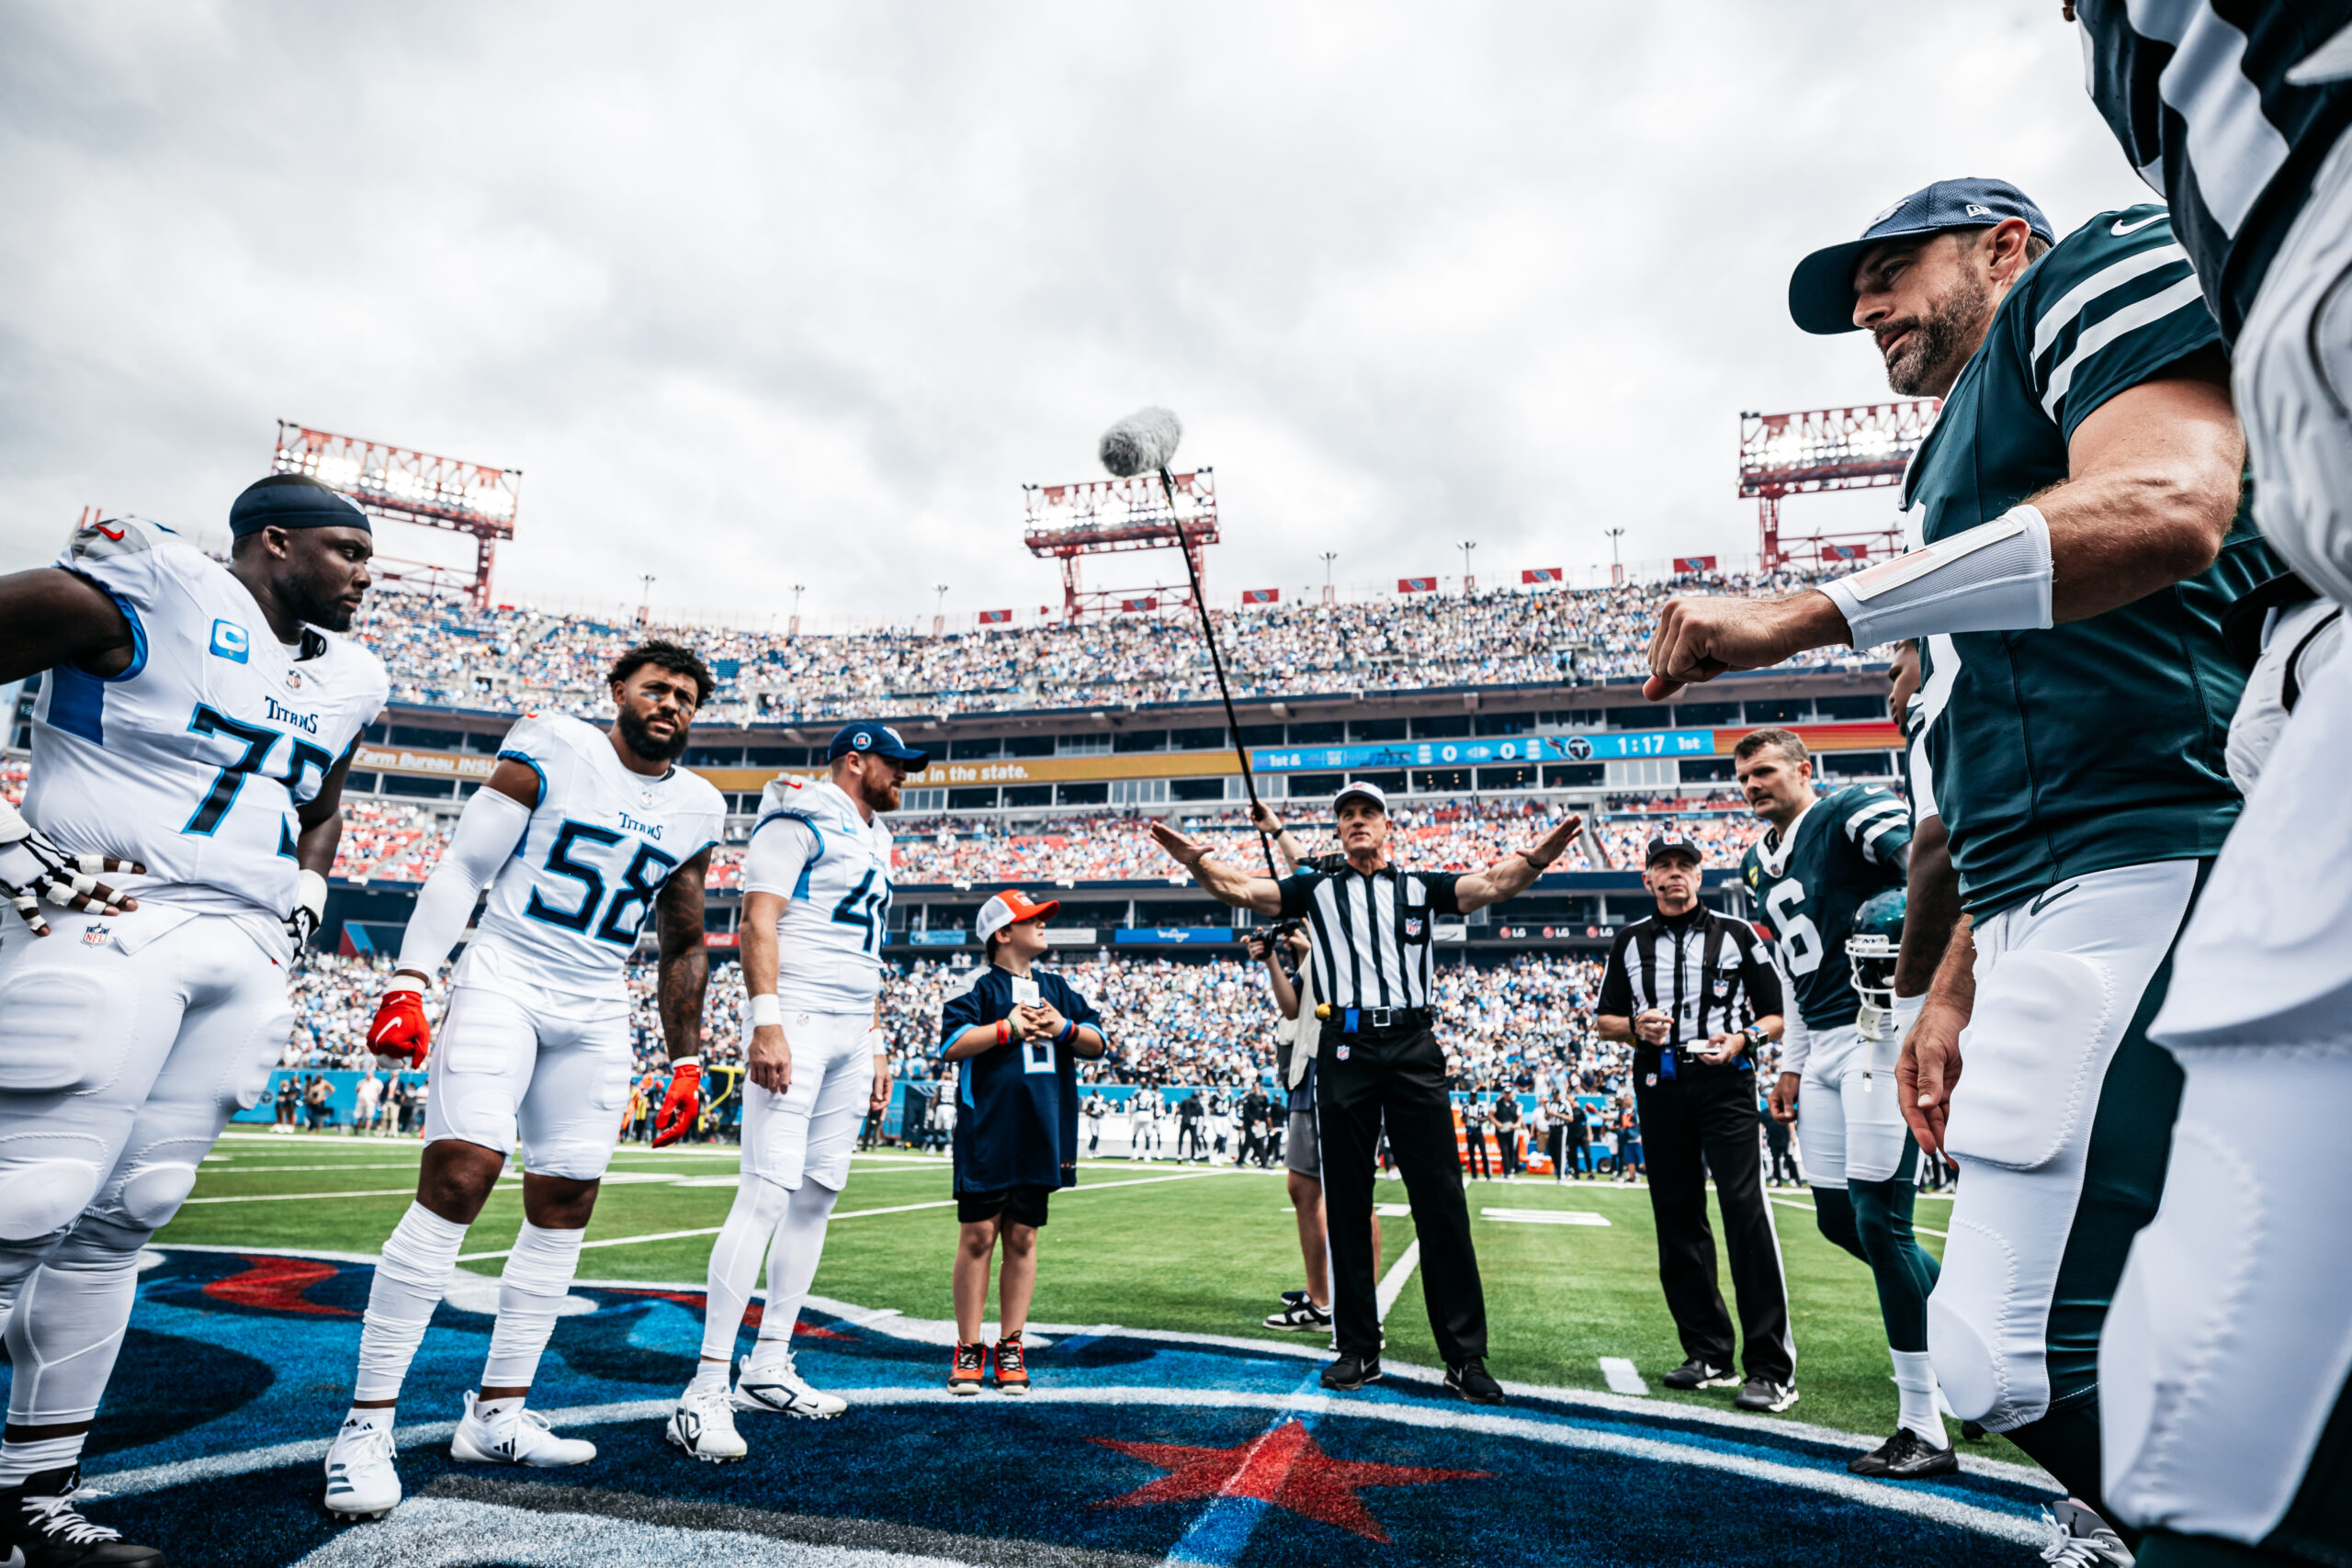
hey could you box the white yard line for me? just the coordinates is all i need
[1374,1238,1421,1322]
[1599,1357,1648,1395]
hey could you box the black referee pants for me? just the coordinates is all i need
[1634,1060,1792,1384]
[1318,1025,1485,1366]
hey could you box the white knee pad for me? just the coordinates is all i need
[0,964,133,1095]
[0,1156,107,1245]
[1942,949,2116,1170]
[112,1161,200,1231]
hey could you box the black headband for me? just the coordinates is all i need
[229,474,371,538]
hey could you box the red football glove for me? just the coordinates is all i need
[652,1059,702,1147]
[368,984,433,1069]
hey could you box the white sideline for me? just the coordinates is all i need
[1769,1195,1948,1239]
[1374,1238,1420,1322]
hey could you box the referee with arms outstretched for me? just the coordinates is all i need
[1598,835,1793,1412]
[1152,782,1582,1404]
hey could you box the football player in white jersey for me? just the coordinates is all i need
[320,641,726,1520]
[0,475,388,1564]
[666,722,921,1461]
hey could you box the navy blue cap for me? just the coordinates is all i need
[1789,178,2055,335]
[827,722,928,770]
[229,474,370,537]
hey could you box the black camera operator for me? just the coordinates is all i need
[1597,836,1794,1413]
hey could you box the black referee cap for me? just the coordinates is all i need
[1645,836,1702,867]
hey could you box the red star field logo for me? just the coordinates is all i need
[1089,1419,1489,1543]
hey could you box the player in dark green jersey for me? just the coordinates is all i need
[1736,728,1951,1480]
[1640,177,2268,1539]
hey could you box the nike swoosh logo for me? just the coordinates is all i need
[2112,213,2166,236]
[2029,882,2081,916]
[95,525,125,540]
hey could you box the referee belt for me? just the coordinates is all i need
[1317,1006,1431,1035]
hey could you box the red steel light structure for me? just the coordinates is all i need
[270,422,521,608]
[1738,400,1939,570]
[1023,468,1218,622]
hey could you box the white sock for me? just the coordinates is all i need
[751,1181,842,1366]
[688,1360,729,1395]
[341,1405,393,1432]
[1890,1348,1949,1447]
[355,1203,469,1404]
[473,1394,524,1421]
[699,1174,791,1364]
[0,1434,84,1485]
[481,1222,585,1389]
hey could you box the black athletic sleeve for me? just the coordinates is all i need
[1597,926,1638,1017]
[1419,872,1464,916]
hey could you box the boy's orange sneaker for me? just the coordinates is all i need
[949,1342,986,1395]
[991,1335,1030,1395]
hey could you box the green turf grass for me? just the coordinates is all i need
[164,1132,2022,1468]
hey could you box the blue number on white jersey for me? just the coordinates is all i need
[751,776,894,1013]
[23,517,390,920]
[462,715,726,999]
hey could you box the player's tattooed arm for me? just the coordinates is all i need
[655,847,712,1064]
[0,568,138,685]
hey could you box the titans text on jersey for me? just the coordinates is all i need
[26,516,389,921]
[462,713,727,1000]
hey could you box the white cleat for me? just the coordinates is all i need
[447,1391,597,1468]
[322,1416,401,1521]
[668,1382,749,1462]
[732,1351,848,1419]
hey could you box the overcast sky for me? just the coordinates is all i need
[0,1,2155,625]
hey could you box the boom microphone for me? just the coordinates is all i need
[1099,407,1183,479]
[1096,406,1283,886]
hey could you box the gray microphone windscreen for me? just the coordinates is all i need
[1098,407,1183,478]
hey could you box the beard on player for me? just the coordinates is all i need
[617,703,692,763]
[1877,265,1991,397]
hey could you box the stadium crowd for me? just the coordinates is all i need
[351,569,1879,724]
[281,948,1670,1105]
[321,796,1769,886]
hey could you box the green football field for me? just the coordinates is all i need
[159,1129,2027,1471]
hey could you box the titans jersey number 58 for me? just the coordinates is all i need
[460,714,727,1000]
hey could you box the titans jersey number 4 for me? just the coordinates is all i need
[746,775,893,1014]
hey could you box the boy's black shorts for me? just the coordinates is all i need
[957,1185,1052,1228]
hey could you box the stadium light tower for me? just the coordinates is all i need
[1456,539,1476,593]
[1738,400,1939,570]
[270,422,519,609]
[1022,467,1219,623]
[1604,527,1625,587]
[1318,550,1338,605]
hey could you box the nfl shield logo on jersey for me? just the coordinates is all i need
[1406,917,1423,938]
[80,924,111,946]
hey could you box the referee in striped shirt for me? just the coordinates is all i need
[1596,836,1792,1411]
[1151,781,1582,1405]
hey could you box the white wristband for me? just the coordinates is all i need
[749,994,784,1029]
[1818,504,2054,649]
[297,867,329,920]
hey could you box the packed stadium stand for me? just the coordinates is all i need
[5,570,1905,963]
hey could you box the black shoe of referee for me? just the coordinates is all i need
[1661,1357,1737,1391]
[1445,1358,1505,1405]
[1320,1351,1381,1392]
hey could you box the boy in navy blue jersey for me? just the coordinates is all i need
[939,890,1107,1394]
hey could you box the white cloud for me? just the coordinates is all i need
[0,0,2157,620]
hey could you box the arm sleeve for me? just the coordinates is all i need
[392,787,533,979]
[742,816,820,897]
[1596,931,1635,1017]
